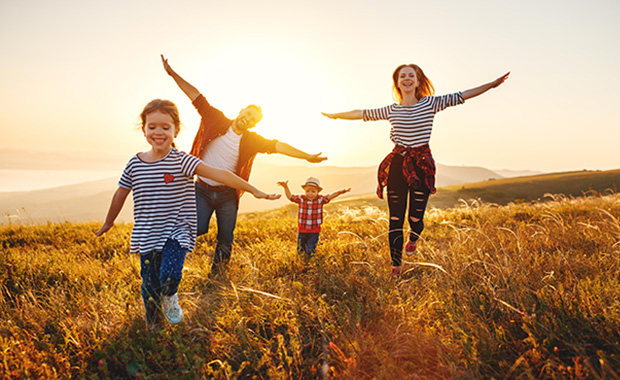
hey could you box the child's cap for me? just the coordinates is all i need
[301,177,322,191]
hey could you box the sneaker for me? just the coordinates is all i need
[405,240,417,256]
[391,266,402,279]
[162,293,183,325]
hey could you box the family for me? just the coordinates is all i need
[96,55,509,327]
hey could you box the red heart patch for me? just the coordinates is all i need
[164,173,175,183]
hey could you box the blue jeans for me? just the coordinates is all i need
[195,182,239,269]
[297,232,320,257]
[140,238,187,324]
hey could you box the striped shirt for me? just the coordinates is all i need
[119,148,201,254]
[362,92,464,148]
[290,195,330,233]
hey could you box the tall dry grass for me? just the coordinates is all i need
[1,193,619,379]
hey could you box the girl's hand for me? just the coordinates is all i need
[95,222,114,237]
[252,190,281,200]
[276,181,288,187]
[322,112,337,119]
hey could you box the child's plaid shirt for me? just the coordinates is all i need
[290,195,331,233]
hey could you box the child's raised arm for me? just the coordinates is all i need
[327,188,351,201]
[96,186,131,236]
[195,163,280,200]
[276,181,292,200]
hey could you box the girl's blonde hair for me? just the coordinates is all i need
[392,64,435,103]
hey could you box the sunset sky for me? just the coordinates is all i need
[1,0,619,174]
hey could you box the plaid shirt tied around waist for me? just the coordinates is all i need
[376,144,437,199]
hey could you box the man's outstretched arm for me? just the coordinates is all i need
[274,141,327,163]
[161,54,200,101]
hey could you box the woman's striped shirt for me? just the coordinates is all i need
[119,148,201,254]
[362,92,464,148]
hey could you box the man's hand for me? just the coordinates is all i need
[161,54,174,76]
[306,153,327,163]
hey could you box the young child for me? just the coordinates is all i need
[277,177,350,257]
[96,99,279,327]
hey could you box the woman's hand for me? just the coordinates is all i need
[321,110,363,120]
[490,72,510,88]
[462,72,510,100]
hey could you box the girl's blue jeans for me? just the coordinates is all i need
[140,238,187,324]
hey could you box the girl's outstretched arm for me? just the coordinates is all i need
[195,163,280,200]
[322,110,363,120]
[276,181,293,200]
[462,72,510,100]
[161,54,201,101]
[327,188,351,201]
[96,187,130,236]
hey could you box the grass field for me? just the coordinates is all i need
[1,188,620,378]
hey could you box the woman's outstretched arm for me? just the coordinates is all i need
[322,110,363,120]
[462,72,510,100]
[161,54,201,101]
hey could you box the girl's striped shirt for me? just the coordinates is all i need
[362,92,464,148]
[119,148,201,254]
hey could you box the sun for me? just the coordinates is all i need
[171,42,391,168]
[181,46,338,161]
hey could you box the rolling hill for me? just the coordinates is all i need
[2,165,617,225]
[255,168,620,219]
[433,168,620,207]
[0,163,503,224]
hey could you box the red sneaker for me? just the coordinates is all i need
[405,240,417,256]
[391,266,402,278]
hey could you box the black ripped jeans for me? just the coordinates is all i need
[387,153,430,267]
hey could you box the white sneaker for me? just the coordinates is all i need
[162,293,183,324]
